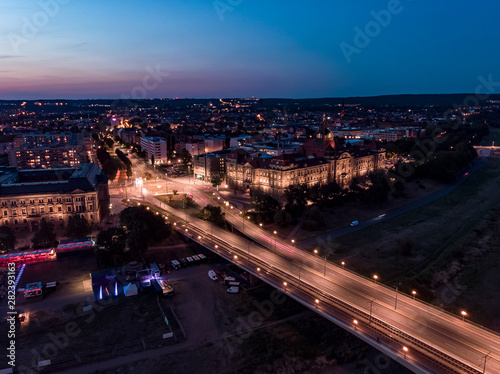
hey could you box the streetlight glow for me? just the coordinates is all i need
[412,290,417,299]
[461,310,467,321]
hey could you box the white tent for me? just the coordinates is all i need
[123,282,138,297]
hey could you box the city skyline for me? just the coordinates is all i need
[1,0,499,100]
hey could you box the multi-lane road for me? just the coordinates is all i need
[111,154,500,373]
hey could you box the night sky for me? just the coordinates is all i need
[1,0,499,99]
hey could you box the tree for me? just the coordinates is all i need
[102,158,120,181]
[96,227,127,255]
[284,184,308,216]
[64,215,92,239]
[32,218,57,249]
[178,149,192,166]
[251,191,282,222]
[183,194,194,208]
[210,175,222,191]
[151,154,155,166]
[274,209,292,228]
[0,226,15,254]
[199,205,226,228]
[302,206,325,231]
[120,206,170,254]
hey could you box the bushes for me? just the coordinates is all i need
[302,206,325,231]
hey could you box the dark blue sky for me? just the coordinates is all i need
[1,0,499,99]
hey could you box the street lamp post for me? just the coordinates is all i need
[412,290,417,300]
[273,230,277,253]
[369,299,375,323]
[461,310,467,321]
[483,352,490,374]
[394,283,401,310]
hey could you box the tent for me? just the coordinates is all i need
[123,282,138,297]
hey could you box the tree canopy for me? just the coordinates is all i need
[0,226,15,253]
[119,206,170,253]
[199,205,226,228]
[32,218,57,249]
[64,215,92,239]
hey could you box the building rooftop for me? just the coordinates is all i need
[0,163,107,196]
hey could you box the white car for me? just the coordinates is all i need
[208,270,218,281]
[227,286,239,293]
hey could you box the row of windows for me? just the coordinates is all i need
[3,204,93,216]
[1,196,95,206]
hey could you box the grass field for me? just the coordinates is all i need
[480,126,500,146]
[319,158,500,330]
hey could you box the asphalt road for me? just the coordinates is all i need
[298,157,488,247]
[117,153,499,373]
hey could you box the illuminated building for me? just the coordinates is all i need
[0,163,109,231]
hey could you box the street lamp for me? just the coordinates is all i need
[353,319,358,331]
[257,267,261,272]
[394,282,401,310]
[314,299,320,308]
[461,310,467,321]
[341,261,345,269]
[412,290,417,300]
[369,299,375,323]
[233,255,238,260]
[273,230,277,253]
[402,346,408,358]
[373,274,378,283]
[291,239,295,244]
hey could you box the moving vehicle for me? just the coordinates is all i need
[208,270,218,281]
[350,220,359,227]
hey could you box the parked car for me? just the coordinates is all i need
[227,286,239,293]
[208,270,218,281]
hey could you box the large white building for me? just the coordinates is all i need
[140,137,167,165]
